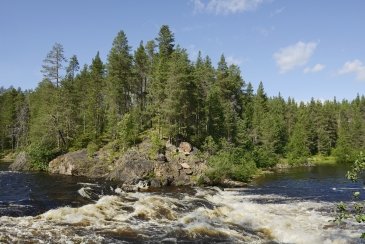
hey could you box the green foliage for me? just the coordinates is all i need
[1,25,365,182]
[207,148,257,183]
[117,112,139,151]
[347,152,365,182]
[87,141,99,157]
[147,129,164,159]
[202,136,219,155]
[27,144,59,171]
[253,147,278,168]
[334,152,365,239]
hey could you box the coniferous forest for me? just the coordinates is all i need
[1,25,365,181]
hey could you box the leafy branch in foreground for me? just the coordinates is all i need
[334,152,365,239]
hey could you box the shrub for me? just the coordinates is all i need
[207,148,257,183]
[253,147,278,168]
[87,141,100,157]
[117,113,139,151]
[148,129,164,159]
[202,136,219,155]
[27,144,59,171]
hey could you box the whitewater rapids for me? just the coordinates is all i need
[0,186,363,243]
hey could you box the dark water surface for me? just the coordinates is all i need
[248,163,365,202]
[0,161,115,216]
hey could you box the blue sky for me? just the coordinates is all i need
[0,0,364,101]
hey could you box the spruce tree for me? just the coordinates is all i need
[106,31,133,137]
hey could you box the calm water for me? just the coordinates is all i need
[0,161,364,243]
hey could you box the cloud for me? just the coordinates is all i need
[192,0,264,15]
[270,7,285,17]
[273,41,318,73]
[226,56,243,66]
[304,63,325,73]
[338,59,365,81]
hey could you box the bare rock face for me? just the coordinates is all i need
[9,152,32,171]
[47,138,209,188]
[107,149,154,184]
[48,150,109,178]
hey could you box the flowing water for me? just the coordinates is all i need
[0,161,364,243]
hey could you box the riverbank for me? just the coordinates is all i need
[1,145,344,190]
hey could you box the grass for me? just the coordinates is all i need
[308,155,337,165]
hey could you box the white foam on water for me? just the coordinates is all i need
[0,188,363,243]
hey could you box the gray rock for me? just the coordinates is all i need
[150,179,162,188]
[9,152,32,171]
[48,149,109,178]
[184,168,193,175]
[108,151,154,184]
[157,153,167,162]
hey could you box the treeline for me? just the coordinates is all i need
[1,25,365,178]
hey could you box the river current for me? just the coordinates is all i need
[0,161,364,243]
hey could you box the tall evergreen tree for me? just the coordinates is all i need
[149,25,175,136]
[87,52,106,140]
[41,43,67,87]
[106,31,133,137]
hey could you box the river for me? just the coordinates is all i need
[0,161,364,243]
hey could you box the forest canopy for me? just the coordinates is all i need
[1,25,364,178]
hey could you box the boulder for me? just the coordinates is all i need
[221,179,247,188]
[121,180,149,192]
[107,150,154,184]
[150,179,162,188]
[165,141,178,153]
[48,150,109,178]
[157,153,167,162]
[184,168,193,175]
[178,142,192,155]
[180,162,190,169]
[9,152,32,171]
[153,152,207,186]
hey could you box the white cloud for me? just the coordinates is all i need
[192,0,205,12]
[270,7,285,17]
[304,63,325,73]
[273,41,318,73]
[192,0,263,15]
[226,56,243,66]
[338,59,365,81]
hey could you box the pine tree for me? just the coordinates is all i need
[41,43,67,87]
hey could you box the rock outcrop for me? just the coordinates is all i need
[46,139,208,188]
[48,149,110,178]
[9,152,32,171]
[108,149,154,184]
